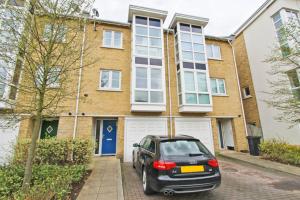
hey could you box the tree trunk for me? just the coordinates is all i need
[21,112,42,191]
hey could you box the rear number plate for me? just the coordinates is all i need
[181,165,204,173]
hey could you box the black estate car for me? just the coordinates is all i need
[132,135,221,196]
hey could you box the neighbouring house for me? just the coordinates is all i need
[0,0,24,164]
[4,5,249,162]
[233,0,300,145]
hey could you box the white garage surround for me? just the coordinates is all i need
[124,117,168,162]
[175,118,215,154]
[0,117,20,165]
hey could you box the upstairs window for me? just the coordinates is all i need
[242,87,251,99]
[206,44,221,60]
[43,24,67,43]
[35,66,61,88]
[100,70,121,90]
[103,30,123,48]
[210,78,226,95]
[287,68,300,99]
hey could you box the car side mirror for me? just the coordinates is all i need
[133,143,140,147]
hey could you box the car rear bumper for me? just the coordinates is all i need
[151,172,221,194]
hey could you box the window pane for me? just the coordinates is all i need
[181,42,192,51]
[194,53,205,62]
[192,25,202,33]
[149,18,161,27]
[135,57,148,65]
[136,16,147,25]
[112,71,120,88]
[195,63,206,70]
[194,44,204,52]
[177,72,182,93]
[197,73,208,92]
[180,32,191,42]
[136,26,147,36]
[213,46,221,59]
[101,71,109,88]
[182,51,193,60]
[151,68,162,89]
[149,38,161,47]
[149,28,161,37]
[114,32,122,48]
[135,90,148,102]
[192,34,203,44]
[218,79,225,94]
[207,45,213,58]
[136,36,148,46]
[198,94,210,104]
[150,58,162,66]
[179,94,182,105]
[182,62,194,69]
[150,91,163,103]
[149,47,162,57]
[273,12,281,22]
[185,93,197,104]
[0,66,6,97]
[103,31,112,47]
[180,23,190,32]
[274,20,283,29]
[210,79,218,94]
[48,67,60,87]
[135,45,148,56]
[184,71,195,91]
[136,67,147,88]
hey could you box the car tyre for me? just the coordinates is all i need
[132,154,135,169]
[142,167,154,195]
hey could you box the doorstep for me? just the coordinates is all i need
[218,150,300,177]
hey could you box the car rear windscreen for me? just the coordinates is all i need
[160,140,210,156]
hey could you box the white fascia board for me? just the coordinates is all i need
[128,5,168,22]
[169,13,209,29]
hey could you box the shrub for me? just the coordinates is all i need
[13,138,93,165]
[259,139,300,166]
[0,164,87,200]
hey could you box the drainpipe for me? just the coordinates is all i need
[166,29,173,138]
[228,37,249,137]
[72,18,87,139]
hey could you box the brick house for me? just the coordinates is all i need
[1,5,249,161]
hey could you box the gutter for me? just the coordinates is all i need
[72,18,87,139]
[228,38,249,137]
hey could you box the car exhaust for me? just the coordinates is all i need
[163,190,174,196]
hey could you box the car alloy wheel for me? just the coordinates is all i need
[143,169,147,191]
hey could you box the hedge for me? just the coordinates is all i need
[13,138,93,165]
[0,164,87,200]
[259,139,300,166]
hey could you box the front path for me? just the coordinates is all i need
[122,158,300,200]
[77,157,124,200]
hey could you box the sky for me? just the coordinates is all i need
[93,0,267,37]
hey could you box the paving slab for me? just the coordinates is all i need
[77,157,124,200]
[218,150,300,177]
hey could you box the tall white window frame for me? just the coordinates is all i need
[131,15,166,105]
[102,30,123,49]
[175,22,212,107]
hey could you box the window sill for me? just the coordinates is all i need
[97,88,122,92]
[101,46,124,50]
[212,94,228,97]
[208,58,223,61]
[242,96,252,100]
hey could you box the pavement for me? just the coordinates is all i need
[77,157,124,200]
[122,158,300,200]
[218,150,300,177]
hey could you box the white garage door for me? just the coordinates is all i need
[175,118,215,154]
[0,117,20,165]
[124,117,167,162]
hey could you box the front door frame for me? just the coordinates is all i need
[94,118,117,156]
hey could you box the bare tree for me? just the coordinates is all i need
[264,18,300,127]
[0,0,94,190]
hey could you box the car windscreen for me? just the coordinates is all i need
[160,140,210,156]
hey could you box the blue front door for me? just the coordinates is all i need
[101,120,117,155]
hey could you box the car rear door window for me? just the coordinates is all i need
[160,140,209,156]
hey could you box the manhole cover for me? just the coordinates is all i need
[272,181,300,191]
[222,168,238,173]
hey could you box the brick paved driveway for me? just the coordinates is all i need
[122,158,300,200]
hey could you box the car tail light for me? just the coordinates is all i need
[153,160,176,170]
[208,159,219,168]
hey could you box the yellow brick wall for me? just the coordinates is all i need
[233,34,261,127]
